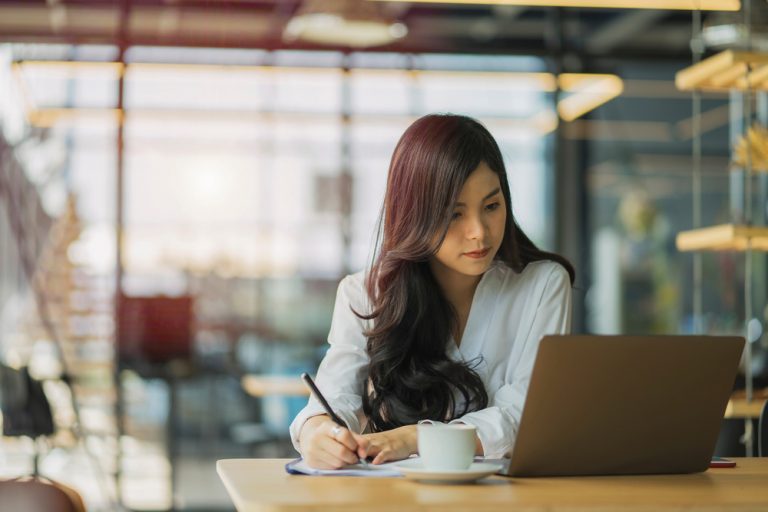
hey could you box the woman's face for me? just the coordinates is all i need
[429,161,507,283]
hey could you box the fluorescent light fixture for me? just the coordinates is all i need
[368,0,739,11]
[285,0,407,48]
[702,23,746,48]
[284,15,407,47]
[702,15,768,53]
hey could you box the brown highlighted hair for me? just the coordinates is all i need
[361,114,574,432]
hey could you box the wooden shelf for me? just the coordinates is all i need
[676,50,768,92]
[676,223,768,251]
[724,389,768,419]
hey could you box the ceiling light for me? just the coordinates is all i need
[285,0,407,48]
[702,4,768,52]
[368,0,739,11]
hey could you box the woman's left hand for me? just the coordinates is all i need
[362,425,417,464]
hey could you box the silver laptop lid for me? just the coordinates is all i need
[504,335,744,477]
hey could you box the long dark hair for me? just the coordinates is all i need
[360,114,574,432]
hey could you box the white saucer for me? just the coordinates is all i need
[393,460,504,484]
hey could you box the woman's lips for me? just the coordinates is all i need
[463,247,490,259]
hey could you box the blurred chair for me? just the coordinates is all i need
[0,478,86,512]
[0,365,87,510]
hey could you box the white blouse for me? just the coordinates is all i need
[288,259,572,458]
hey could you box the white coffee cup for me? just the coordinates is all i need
[417,423,476,471]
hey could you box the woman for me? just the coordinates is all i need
[289,114,574,469]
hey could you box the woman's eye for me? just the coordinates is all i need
[485,202,500,212]
[451,211,462,221]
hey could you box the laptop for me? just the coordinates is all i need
[502,335,744,477]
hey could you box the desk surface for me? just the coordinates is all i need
[724,389,768,419]
[724,397,766,419]
[241,375,309,397]
[217,458,768,512]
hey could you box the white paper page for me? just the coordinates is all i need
[288,458,407,477]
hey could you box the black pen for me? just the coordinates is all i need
[300,372,369,468]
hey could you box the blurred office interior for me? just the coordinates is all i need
[0,0,767,510]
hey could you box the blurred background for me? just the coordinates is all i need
[0,0,767,510]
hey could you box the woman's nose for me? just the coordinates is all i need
[465,215,486,240]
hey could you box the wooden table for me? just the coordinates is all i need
[217,458,768,512]
[724,389,768,419]
[724,398,767,419]
[241,375,309,397]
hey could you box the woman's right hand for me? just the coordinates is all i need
[298,415,369,469]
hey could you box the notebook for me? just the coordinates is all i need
[502,335,744,477]
[285,458,402,477]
